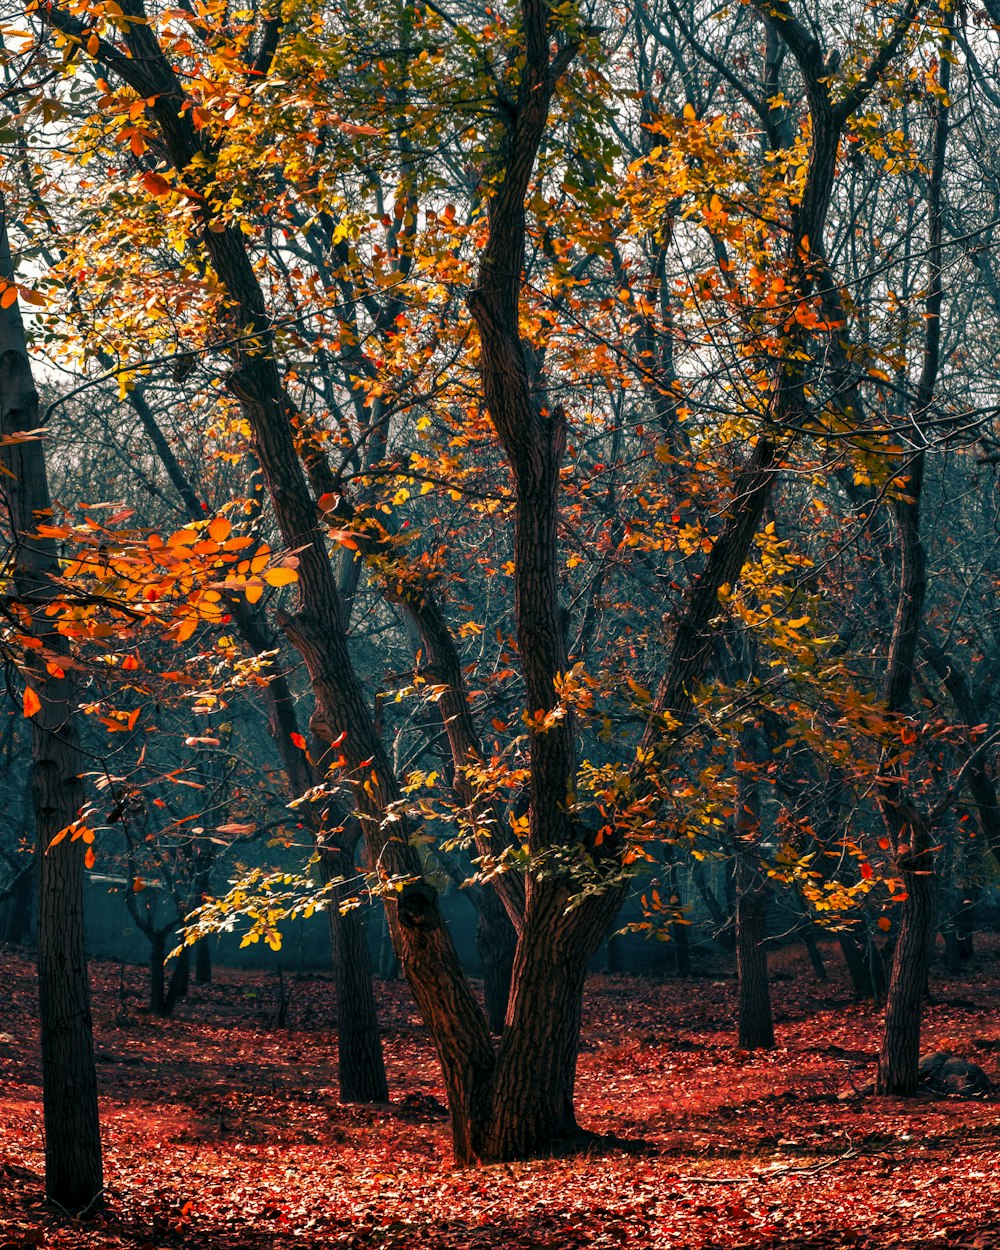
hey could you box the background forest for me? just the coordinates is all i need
[1,0,1000,1244]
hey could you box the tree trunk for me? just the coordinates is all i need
[163,942,190,1014]
[325,851,388,1102]
[0,865,34,946]
[873,10,949,1095]
[875,813,936,1094]
[149,930,166,1014]
[480,887,612,1159]
[668,863,691,976]
[735,853,775,1050]
[476,889,517,1034]
[0,197,103,1212]
[195,938,212,984]
[839,926,887,1002]
[957,887,978,959]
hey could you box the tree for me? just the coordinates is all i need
[0,194,103,1211]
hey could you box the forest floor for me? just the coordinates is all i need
[1,939,999,1250]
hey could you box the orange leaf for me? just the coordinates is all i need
[0,285,18,309]
[45,661,65,679]
[877,916,891,932]
[290,732,307,750]
[23,687,41,718]
[141,171,171,197]
[860,861,874,880]
[122,655,140,671]
[263,567,297,587]
[208,516,232,543]
[84,846,96,869]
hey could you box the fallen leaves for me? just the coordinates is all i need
[0,943,999,1248]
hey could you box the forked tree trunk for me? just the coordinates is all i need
[0,197,103,1211]
[479,887,616,1158]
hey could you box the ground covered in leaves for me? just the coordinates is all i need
[1,939,999,1249]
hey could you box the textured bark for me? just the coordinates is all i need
[322,846,388,1102]
[0,198,103,1211]
[875,811,937,1094]
[735,856,774,1050]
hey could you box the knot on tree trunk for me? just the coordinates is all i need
[397,881,441,934]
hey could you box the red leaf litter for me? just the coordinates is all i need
[1,940,999,1249]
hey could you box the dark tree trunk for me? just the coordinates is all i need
[839,927,887,1003]
[0,865,34,946]
[874,11,949,1096]
[0,198,103,1212]
[735,854,775,1050]
[325,849,388,1103]
[476,889,517,1034]
[195,938,212,984]
[480,888,614,1159]
[801,927,827,982]
[149,930,166,1014]
[668,863,691,976]
[957,888,978,959]
[875,814,937,1094]
[164,942,190,1014]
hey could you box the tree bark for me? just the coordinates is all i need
[734,762,775,1050]
[0,197,103,1212]
[322,847,388,1102]
[875,810,936,1094]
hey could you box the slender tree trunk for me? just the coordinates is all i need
[839,925,887,1002]
[668,862,691,976]
[735,852,775,1050]
[476,889,517,1034]
[149,930,166,1014]
[324,849,388,1102]
[0,865,33,945]
[195,938,212,984]
[874,9,949,1096]
[164,942,190,1014]
[0,197,103,1211]
[875,813,936,1094]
